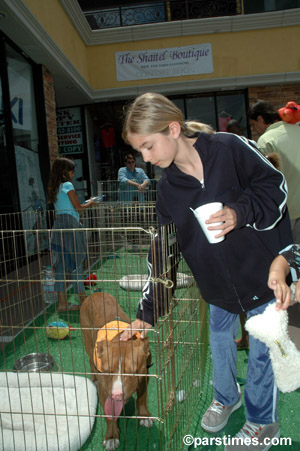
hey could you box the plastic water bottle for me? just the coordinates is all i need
[42,266,57,304]
[84,195,106,204]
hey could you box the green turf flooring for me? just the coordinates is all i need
[1,248,202,450]
[1,245,299,450]
[3,310,299,450]
[0,304,164,451]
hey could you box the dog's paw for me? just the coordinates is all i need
[103,438,120,450]
[140,417,153,428]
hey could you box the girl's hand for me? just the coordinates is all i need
[120,319,152,341]
[206,206,237,238]
[268,274,291,310]
[89,198,97,206]
[83,198,97,207]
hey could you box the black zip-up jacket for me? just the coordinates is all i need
[137,132,293,325]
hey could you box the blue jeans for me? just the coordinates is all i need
[209,299,278,424]
[54,254,85,295]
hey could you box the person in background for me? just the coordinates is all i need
[118,153,150,202]
[248,100,300,243]
[48,157,96,311]
[226,119,243,136]
[120,92,293,450]
[268,244,300,309]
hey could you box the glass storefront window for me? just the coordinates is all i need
[216,93,248,136]
[171,98,185,116]
[173,91,248,136]
[185,96,217,130]
[6,44,39,153]
[4,42,47,254]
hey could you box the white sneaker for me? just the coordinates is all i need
[225,421,280,450]
[201,384,242,432]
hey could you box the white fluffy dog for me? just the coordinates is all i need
[245,300,300,393]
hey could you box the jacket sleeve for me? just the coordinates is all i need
[118,167,129,184]
[138,168,150,183]
[225,136,288,231]
[279,244,300,281]
[136,227,176,326]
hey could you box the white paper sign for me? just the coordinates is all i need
[116,43,213,81]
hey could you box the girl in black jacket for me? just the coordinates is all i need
[121,93,292,449]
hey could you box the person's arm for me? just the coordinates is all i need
[206,136,287,238]
[118,167,141,189]
[279,244,300,305]
[137,169,150,192]
[295,280,300,303]
[121,183,175,341]
[118,167,131,184]
[128,179,141,188]
[224,135,288,231]
[120,227,176,340]
[268,254,291,310]
[68,190,96,213]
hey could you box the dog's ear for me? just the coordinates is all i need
[143,337,151,360]
[97,339,108,356]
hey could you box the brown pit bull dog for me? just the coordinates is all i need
[80,292,153,451]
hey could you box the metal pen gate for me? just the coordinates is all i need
[0,203,209,450]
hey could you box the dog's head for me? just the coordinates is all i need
[95,337,151,419]
[97,337,151,374]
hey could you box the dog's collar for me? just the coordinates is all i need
[93,320,141,373]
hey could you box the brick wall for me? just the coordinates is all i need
[42,66,58,163]
[249,84,300,109]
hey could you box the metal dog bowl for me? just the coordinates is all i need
[13,353,58,372]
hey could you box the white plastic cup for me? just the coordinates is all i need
[190,202,224,243]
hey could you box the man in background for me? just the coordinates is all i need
[248,100,300,243]
[118,153,149,202]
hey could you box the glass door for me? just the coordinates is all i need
[5,41,47,254]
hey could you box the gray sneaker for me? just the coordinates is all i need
[225,421,280,450]
[201,384,242,432]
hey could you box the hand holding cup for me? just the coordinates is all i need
[190,202,224,243]
[190,203,237,243]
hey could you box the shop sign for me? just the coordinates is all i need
[57,107,83,154]
[7,58,32,131]
[115,43,213,81]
